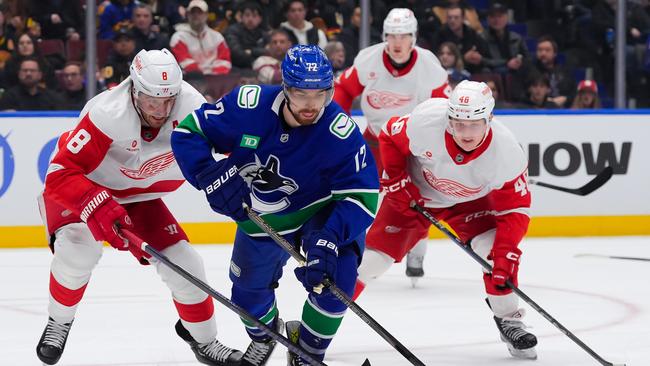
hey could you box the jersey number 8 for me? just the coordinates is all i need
[66,129,92,154]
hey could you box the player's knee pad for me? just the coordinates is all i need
[51,223,103,286]
[357,249,394,284]
[470,229,496,273]
[155,240,208,303]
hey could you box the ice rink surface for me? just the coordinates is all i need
[1,236,649,366]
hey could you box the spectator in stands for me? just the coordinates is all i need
[526,35,575,107]
[99,0,136,40]
[4,0,29,36]
[258,0,285,29]
[170,0,232,75]
[224,1,268,70]
[430,4,488,74]
[59,62,86,110]
[437,41,470,80]
[280,0,327,49]
[252,29,292,85]
[433,0,483,34]
[481,2,529,75]
[324,40,346,76]
[0,57,63,110]
[486,78,517,109]
[29,0,84,41]
[101,26,136,88]
[3,33,59,89]
[0,8,15,52]
[521,73,558,109]
[571,79,601,109]
[146,0,184,35]
[337,6,381,68]
[131,4,169,53]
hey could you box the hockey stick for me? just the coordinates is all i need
[528,166,613,196]
[244,206,425,366]
[410,203,626,366]
[574,253,650,262]
[118,229,329,366]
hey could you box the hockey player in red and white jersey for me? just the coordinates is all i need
[35,49,242,366]
[334,8,450,283]
[354,80,538,360]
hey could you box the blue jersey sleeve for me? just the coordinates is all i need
[171,89,243,189]
[322,118,380,246]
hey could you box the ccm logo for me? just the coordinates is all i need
[205,166,238,194]
[506,252,520,262]
[382,176,411,193]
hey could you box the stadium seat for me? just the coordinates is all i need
[507,23,527,37]
[38,39,65,57]
[66,39,114,67]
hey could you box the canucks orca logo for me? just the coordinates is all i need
[240,154,298,213]
[0,132,15,199]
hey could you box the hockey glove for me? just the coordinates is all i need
[489,247,522,289]
[381,172,424,218]
[80,189,133,250]
[196,160,251,222]
[294,230,339,294]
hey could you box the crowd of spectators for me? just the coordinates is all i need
[1,0,649,111]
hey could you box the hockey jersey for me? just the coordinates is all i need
[44,77,207,213]
[334,43,450,136]
[172,85,379,244]
[380,98,530,248]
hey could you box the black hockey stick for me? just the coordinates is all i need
[574,253,650,262]
[410,203,626,366]
[244,206,424,366]
[528,166,613,196]
[119,229,329,366]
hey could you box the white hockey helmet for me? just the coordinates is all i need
[447,80,495,123]
[129,48,182,98]
[383,8,418,46]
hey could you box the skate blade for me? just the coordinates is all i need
[410,277,419,288]
[506,343,537,360]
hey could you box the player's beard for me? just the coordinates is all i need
[293,107,320,125]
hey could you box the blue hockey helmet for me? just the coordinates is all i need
[282,45,334,90]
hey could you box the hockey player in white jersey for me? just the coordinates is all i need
[353,80,538,360]
[35,49,242,366]
[334,8,450,284]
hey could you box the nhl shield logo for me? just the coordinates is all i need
[280,134,289,143]
[455,154,464,163]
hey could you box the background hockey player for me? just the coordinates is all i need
[36,49,242,366]
[334,8,450,282]
[171,45,379,365]
[354,80,538,360]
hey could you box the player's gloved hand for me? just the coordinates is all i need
[117,229,152,265]
[381,172,424,216]
[80,189,133,250]
[489,247,522,289]
[294,230,339,294]
[196,160,251,222]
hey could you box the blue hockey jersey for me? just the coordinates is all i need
[172,85,379,246]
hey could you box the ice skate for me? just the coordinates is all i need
[494,314,538,360]
[240,318,284,366]
[405,251,424,288]
[175,319,243,365]
[36,317,73,365]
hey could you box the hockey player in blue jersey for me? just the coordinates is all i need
[171,45,379,365]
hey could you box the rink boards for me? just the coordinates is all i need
[0,110,648,247]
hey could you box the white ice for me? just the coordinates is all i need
[1,236,649,366]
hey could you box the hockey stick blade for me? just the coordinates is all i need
[410,202,625,366]
[244,206,425,366]
[118,229,329,366]
[575,253,650,262]
[529,166,613,196]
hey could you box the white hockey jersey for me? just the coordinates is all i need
[334,43,450,136]
[380,98,530,212]
[45,78,207,210]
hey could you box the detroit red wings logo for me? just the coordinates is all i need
[366,90,412,109]
[119,151,176,180]
[422,168,484,198]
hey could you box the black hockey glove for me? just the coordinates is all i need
[196,160,251,222]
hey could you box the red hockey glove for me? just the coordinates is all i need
[80,189,133,250]
[489,247,522,288]
[381,172,424,217]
